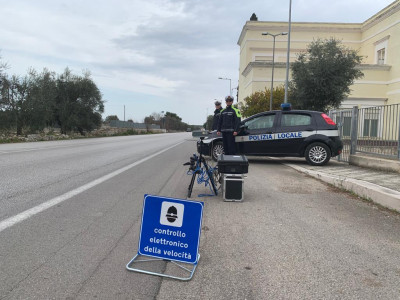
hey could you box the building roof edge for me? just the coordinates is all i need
[238,1,400,43]
[362,0,400,31]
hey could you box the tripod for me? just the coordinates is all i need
[187,137,218,198]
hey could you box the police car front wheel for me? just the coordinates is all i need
[305,142,331,166]
[211,141,224,161]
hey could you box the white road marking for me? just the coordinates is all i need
[0,141,184,233]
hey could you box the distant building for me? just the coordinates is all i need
[237,0,400,109]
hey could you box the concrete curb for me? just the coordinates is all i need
[285,163,400,213]
[350,154,400,173]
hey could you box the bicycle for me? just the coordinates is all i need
[184,137,219,198]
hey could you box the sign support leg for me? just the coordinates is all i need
[126,253,200,281]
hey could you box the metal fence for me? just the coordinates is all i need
[329,104,400,162]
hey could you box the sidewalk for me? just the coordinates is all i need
[275,157,400,213]
[172,153,400,298]
[201,155,400,213]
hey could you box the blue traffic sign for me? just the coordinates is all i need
[138,195,204,264]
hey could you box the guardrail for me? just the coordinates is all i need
[329,104,400,162]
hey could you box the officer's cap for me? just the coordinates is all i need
[214,100,221,106]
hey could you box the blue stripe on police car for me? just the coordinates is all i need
[276,132,302,139]
[238,131,306,142]
[235,130,339,143]
[248,134,273,141]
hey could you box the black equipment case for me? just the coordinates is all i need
[223,174,244,201]
[217,155,249,174]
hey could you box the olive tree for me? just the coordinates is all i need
[55,69,104,134]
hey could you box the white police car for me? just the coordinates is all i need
[198,108,343,166]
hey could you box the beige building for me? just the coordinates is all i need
[237,0,400,109]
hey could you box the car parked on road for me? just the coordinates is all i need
[197,108,343,166]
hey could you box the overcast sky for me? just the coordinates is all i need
[0,0,395,125]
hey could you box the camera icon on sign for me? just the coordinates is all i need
[160,201,184,227]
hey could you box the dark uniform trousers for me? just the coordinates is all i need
[222,131,236,155]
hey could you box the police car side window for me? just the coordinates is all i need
[245,115,275,130]
[281,114,311,127]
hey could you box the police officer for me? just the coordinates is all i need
[212,100,222,131]
[217,96,241,155]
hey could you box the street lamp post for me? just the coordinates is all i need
[218,77,232,97]
[284,0,293,104]
[231,87,239,103]
[262,32,288,111]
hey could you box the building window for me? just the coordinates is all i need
[361,109,380,138]
[377,48,385,65]
[363,119,378,137]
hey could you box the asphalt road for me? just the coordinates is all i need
[0,133,192,299]
[1,134,400,299]
[178,159,400,300]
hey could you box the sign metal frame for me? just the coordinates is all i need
[126,195,204,281]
